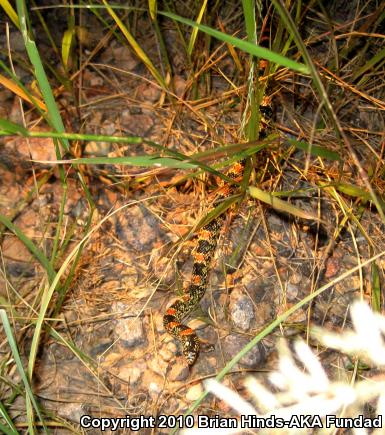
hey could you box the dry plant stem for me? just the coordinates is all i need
[271,0,385,224]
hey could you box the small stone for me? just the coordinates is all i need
[112,45,140,70]
[159,348,173,362]
[148,357,168,376]
[101,121,116,136]
[118,366,142,385]
[138,83,161,103]
[9,31,26,52]
[289,272,303,285]
[173,75,187,97]
[90,340,114,358]
[114,317,146,348]
[57,403,89,423]
[121,113,154,136]
[185,384,203,401]
[168,361,189,381]
[114,205,161,251]
[229,290,254,331]
[84,141,112,156]
[325,256,341,278]
[286,283,299,301]
[2,236,33,264]
[5,134,57,163]
[254,302,274,328]
[89,75,104,87]
[165,341,177,353]
[285,306,307,324]
[101,352,121,369]
[149,381,162,396]
[223,334,265,368]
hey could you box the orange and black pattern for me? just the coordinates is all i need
[163,96,272,366]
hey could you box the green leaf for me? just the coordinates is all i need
[248,186,320,221]
[0,400,18,434]
[103,0,166,89]
[16,0,70,153]
[0,214,56,283]
[329,183,385,212]
[335,183,372,202]
[288,138,340,161]
[160,11,310,74]
[61,28,75,71]
[0,0,20,30]
[371,263,381,312]
[0,118,28,135]
[187,0,208,56]
[0,309,46,431]
[39,155,197,169]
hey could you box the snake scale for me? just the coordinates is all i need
[163,96,273,366]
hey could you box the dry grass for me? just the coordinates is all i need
[0,0,384,433]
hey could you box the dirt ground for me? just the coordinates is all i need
[0,2,384,433]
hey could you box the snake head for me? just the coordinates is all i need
[182,335,199,366]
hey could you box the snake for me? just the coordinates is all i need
[163,96,273,366]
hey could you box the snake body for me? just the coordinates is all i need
[163,96,272,366]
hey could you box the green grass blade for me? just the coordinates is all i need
[0,214,56,283]
[0,421,18,435]
[270,0,385,224]
[371,263,381,312]
[0,0,20,29]
[15,0,70,153]
[242,0,257,44]
[47,156,198,169]
[353,46,385,83]
[61,28,75,72]
[187,0,208,56]
[0,122,244,184]
[241,0,260,141]
[0,309,46,431]
[248,186,321,221]
[102,0,166,90]
[0,63,47,111]
[177,250,385,429]
[287,138,341,161]
[0,118,28,135]
[159,10,309,74]
[0,400,19,434]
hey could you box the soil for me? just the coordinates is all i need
[0,1,384,433]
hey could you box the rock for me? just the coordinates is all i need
[185,383,203,401]
[173,75,187,97]
[325,256,341,278]
[158,348,173,363]
[100,121,116,136]
[149,381,162,398]
[4,131,57,163]
[223,334,265,368]
[118,366,142,385]
[168,361,189,382]
[120,112,154,136]
[229,289,255,331]
[113,205,161,251]
[137,83,161,103]
[2,236,33,264]
[89,75,104,87]
[101,352,122,369]
[148,357,168,376]
[114,311,146,348]
[286,283,299,301]
[112,45,140,70]
[84,141,112,156]
[57,403,89,423]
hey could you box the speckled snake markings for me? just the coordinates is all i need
[163,97,272,366]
